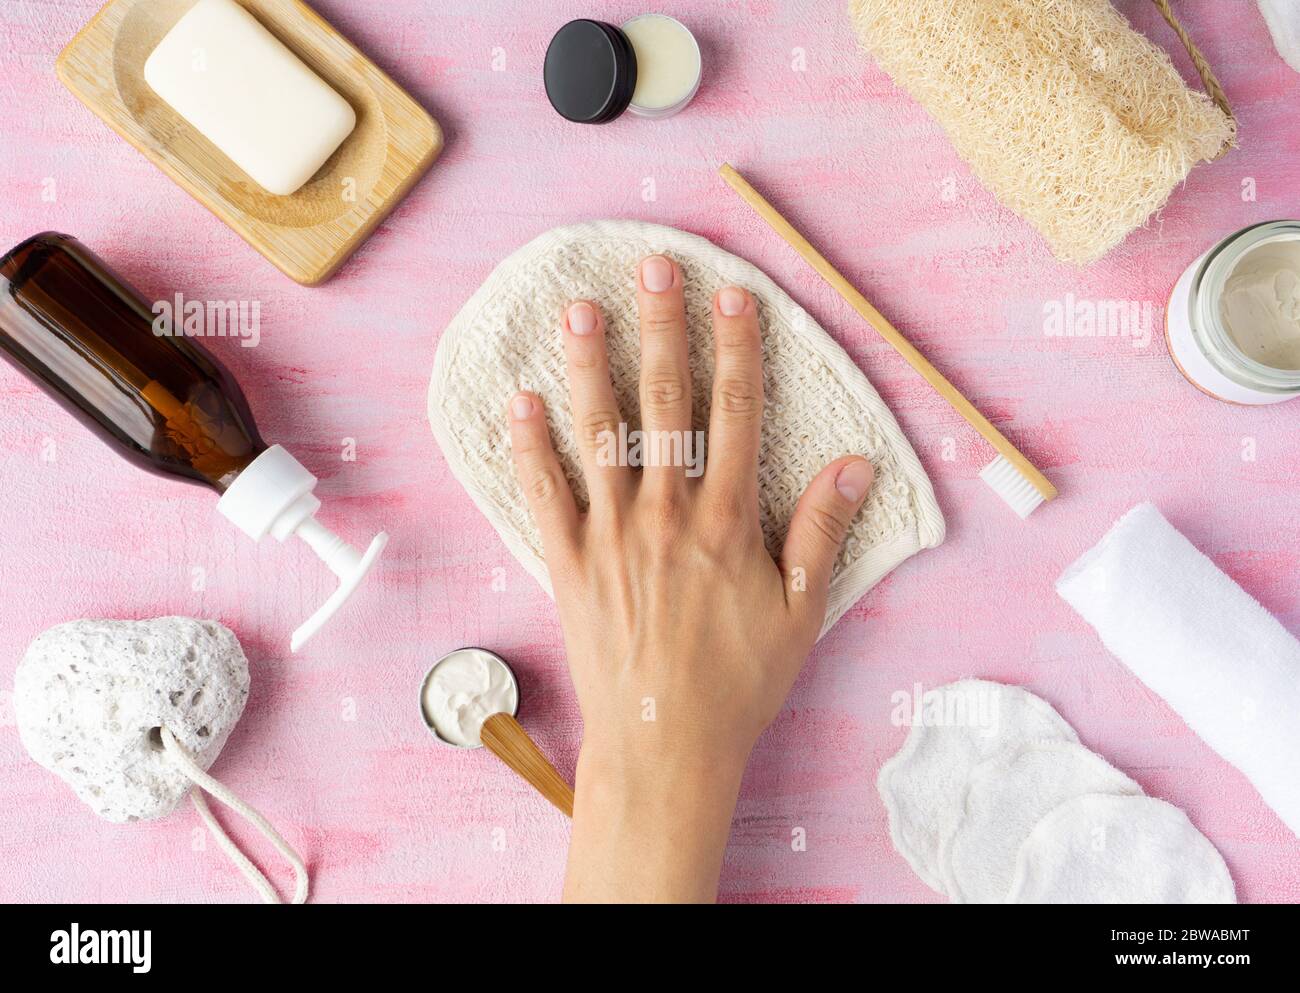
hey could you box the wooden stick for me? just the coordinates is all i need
[718,163,1057,503]
[480,713,574,818]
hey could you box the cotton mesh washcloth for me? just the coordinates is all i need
[428,221,945,637]
[848,0,1237,265]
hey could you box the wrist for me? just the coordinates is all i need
[563,738,750,903]
[575,733,751,799]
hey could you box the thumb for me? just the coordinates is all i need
[779,456,874,628]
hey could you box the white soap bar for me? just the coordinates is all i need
[144,0,356,196]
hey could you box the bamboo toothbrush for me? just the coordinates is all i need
[718,164,1057,519]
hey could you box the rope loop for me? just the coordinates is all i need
[1151,0,1236,158]
[160,727,309,905]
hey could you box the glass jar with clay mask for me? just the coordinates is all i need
[1166,220,1300,405]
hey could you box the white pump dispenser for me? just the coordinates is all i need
[216,445,387,651]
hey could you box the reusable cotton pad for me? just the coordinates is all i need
[428,221,945,636]
[848,0,1235,265]
[881,678,1236,904]
[877,680,1078,894]
[1008,795,1236,904]
[940,741,1142,904]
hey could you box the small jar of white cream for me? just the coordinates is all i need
[419,648,520,748]
[1166,220,1300,405]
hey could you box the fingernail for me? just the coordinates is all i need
[641,255,674,294]
[835,459,874,502]
[718,287,748,317]
[510,394,534,420]
[567,301,598,336]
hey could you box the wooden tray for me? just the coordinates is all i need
[56,0,443,285]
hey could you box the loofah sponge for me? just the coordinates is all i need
[428,221,945,637]
[14,617,249,823]
[849,0,1236,265]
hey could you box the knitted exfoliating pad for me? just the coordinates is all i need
[849,0,1236,265]
[428,221,944,636]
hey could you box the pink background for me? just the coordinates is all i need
[1,0,1298,903]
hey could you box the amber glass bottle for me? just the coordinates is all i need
[0,232,265,492]
[0,232,387,652]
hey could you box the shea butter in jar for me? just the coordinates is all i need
[1166,220,1300,405]
[544,14,702,124]
[621,14,702,118]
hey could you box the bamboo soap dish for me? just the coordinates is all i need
[56,0,443,285]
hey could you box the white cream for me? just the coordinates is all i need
[421,650,518,748]
[1220,238,1300,370]
[144,0,356,196]
[623,15,702,116]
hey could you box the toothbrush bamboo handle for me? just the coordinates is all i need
[718,163,1056,503]
[480,712,574,818]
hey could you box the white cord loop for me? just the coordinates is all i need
[160,727,309,905]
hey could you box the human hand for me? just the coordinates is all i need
[507,254,874,901]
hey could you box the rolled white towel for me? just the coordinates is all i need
[1259,0,1300,74]
[1057,503,1300,839]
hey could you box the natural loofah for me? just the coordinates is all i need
[428,221,944,637]
[848,0,1236,265]
[14,617,249,823]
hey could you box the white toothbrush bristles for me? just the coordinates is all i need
[981,455,1046,519]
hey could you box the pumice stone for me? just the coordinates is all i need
[14,617,250,823]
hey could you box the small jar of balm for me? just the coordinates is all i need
[1166,220,1300,405]
[621,14,703,118]
[544,14,702,124]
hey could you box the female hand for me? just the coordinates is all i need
[507,254,874,902]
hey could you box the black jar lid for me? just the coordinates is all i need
[544,19,638,125]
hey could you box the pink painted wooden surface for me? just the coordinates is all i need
[1,0,1298,904]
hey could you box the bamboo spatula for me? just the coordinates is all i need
[480,713,574,818]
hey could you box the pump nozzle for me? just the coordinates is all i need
[290,519,387,652]
[216,445,387,652]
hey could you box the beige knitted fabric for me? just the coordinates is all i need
[848,0,1236,266]
[428,221,944,637]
